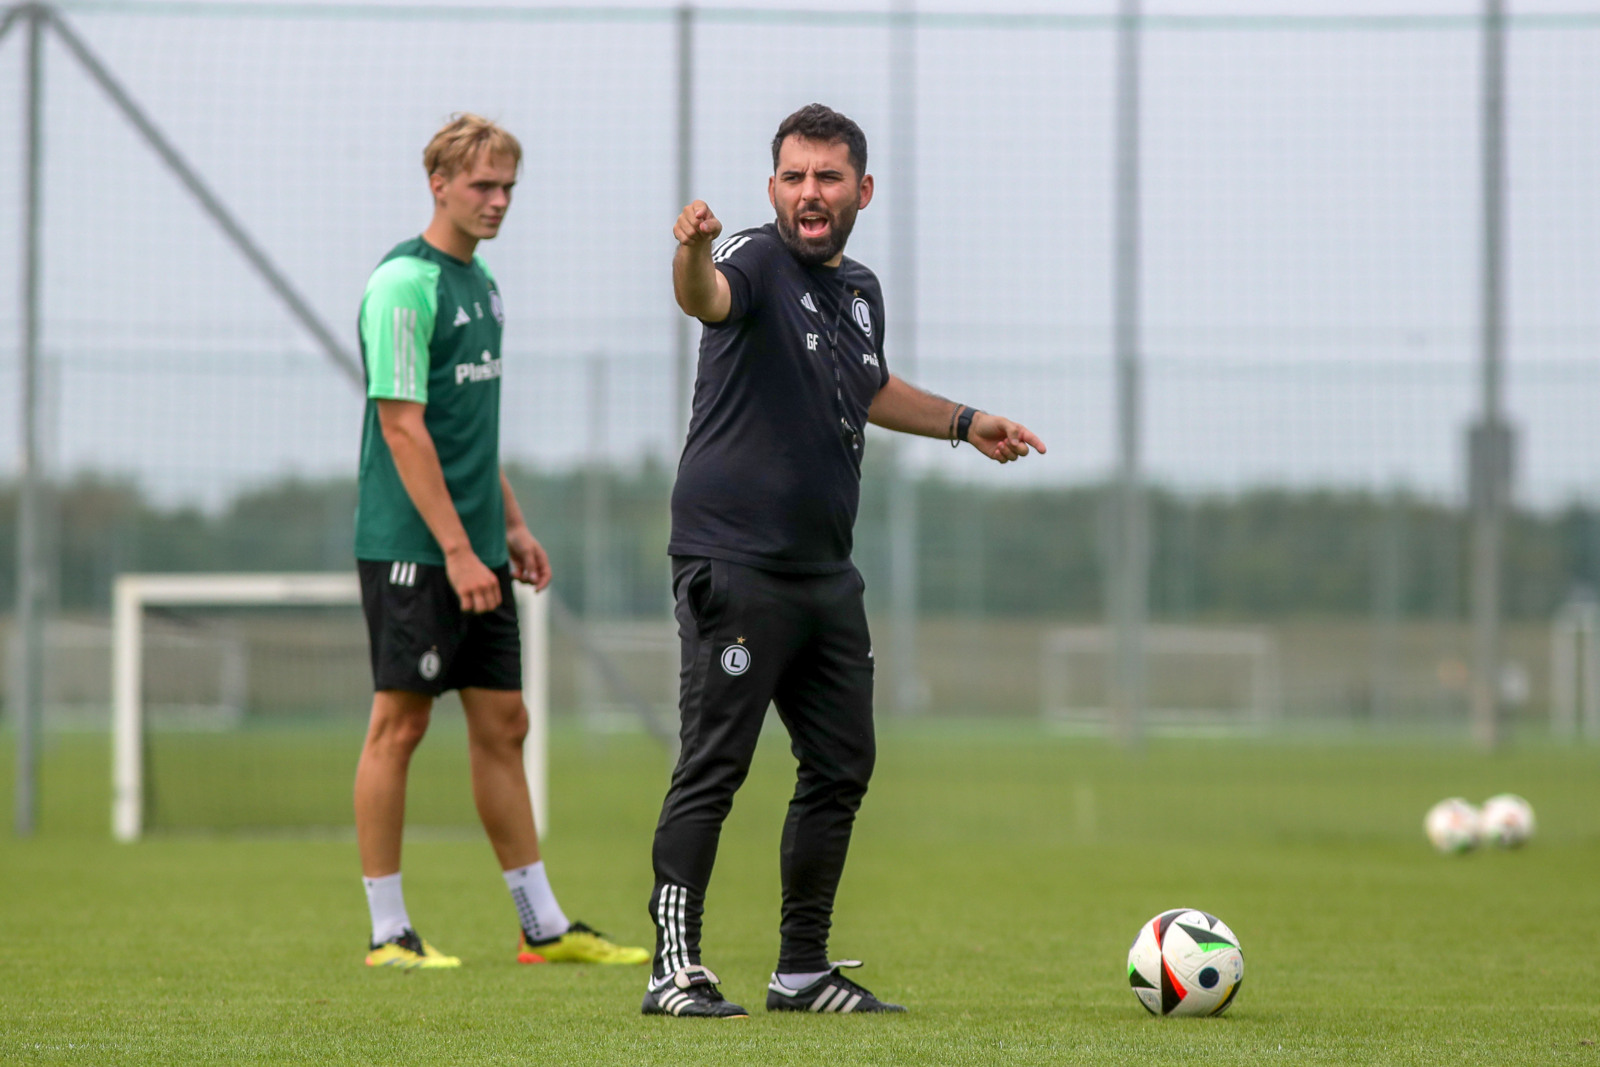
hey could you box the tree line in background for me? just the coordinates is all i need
[1,454,1597,620]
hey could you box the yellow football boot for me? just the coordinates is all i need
[366,928,461,969]
[517,921,650,965]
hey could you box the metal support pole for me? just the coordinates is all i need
[14,2,46,836]
[1470,0,1508,751]
[673,4,695,441]
[1371,486,1404,721]
[1108,0,1147,748]
[583,354,610,620]
[0,3,29,45]
[44,7,361,387]
[887,0,923,714]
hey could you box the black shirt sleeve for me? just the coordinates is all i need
[709,230,773,324]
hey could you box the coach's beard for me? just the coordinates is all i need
[776,199,859,267]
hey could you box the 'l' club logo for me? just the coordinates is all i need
[721,639,751,676]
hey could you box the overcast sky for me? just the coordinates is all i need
[0,0,1595,506]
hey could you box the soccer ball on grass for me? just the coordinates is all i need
[1127,908,1244,1017]
[1479,793,1535,848]
[1424,797,1481,853]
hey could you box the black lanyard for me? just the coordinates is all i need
[820,279,862,455]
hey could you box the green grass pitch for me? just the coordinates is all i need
[2,723,1598,1065]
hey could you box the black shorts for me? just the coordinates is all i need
[357,559,522,695]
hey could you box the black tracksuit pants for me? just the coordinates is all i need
[649,556,876,978]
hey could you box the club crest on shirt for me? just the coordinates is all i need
[720,644,751,676]
[851,296,872,337]
[489,289,505,325]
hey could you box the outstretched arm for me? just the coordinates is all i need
[868,374,1047,464]
[672,200,731,323]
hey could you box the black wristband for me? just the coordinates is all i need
[956,407,979,444]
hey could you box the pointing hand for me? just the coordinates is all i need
[674,200,723,248]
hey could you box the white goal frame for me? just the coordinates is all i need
[111,572,548,841]
[1551,595,1600,741]
[1040,625,1281,734]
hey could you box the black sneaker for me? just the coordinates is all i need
[766,960,906,1013]
[641,965,749,1018]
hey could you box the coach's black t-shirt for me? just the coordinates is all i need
[669,223,891,574]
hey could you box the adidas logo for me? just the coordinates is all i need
[452,306,471,327]
[800,292,818,313]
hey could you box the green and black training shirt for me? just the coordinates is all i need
[354,237,507,567]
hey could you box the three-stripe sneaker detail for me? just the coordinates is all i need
[641,965,748,1018]
[766,960,906,1014]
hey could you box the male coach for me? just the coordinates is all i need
[642,103,1046,1018]
[353,114,646,969]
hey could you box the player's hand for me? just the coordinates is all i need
[968,413,1047,464]
[507,524,552,592]
[674,200,722,249]
[445,547,501,613]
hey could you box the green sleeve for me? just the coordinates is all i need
[360,256,440,403]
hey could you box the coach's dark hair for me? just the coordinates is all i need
[771,104,868,179]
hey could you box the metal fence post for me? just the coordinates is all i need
[1108,0,1147,748]
[14,1,46,837]
[673,4,695,442]
[1470,0,1508,751]
[887,0,923,714]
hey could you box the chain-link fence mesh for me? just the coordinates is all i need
[2,5,1597,751]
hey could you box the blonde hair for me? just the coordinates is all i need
[423,113,522,180]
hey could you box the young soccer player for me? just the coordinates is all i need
[644,104,1046,1016]
[353,114,647,970]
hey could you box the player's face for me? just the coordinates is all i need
[768,135,873,268]
[433,151,517,241]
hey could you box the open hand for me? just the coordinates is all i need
[969,413,1047,464]
[674,200,722,248]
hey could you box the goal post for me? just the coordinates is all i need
[1040,625,1281,735]
[1550,593,1600,741]
[110,572,549,841]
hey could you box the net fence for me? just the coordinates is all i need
[1,4,1598,760]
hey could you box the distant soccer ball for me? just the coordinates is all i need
[1479,793,1535,848]
[1127,909,1244,1017]
[1424,797,1481,853]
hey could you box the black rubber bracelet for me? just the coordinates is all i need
[947,405,964,446]
[957,407,979,444]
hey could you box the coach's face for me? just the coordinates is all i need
[769,135,873,268]
[431,151,517,243]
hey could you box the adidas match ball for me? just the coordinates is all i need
[1424,797,1481,853]
[1479,793,1535,848]
[1127,909,1244,1017]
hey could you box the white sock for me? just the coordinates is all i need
[776,970,830,991]
[504,861,570,942]
[364,872,411,945]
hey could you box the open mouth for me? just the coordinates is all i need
[797,212,830,239]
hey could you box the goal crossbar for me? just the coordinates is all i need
[111,572,548,841]
[1039,624,1281,732]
